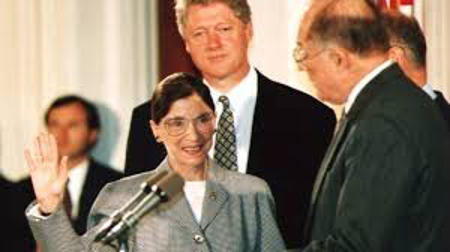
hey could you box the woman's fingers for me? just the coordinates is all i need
[24,149,36,173]
[33,136,42,163]
[40,132,51,162]
[26,132,61,178]
[48,134,58,164]
[25,133,68,214]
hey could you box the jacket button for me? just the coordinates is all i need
[209,192,217,201]
[193,234,205,244]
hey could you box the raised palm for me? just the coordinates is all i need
[25,133,68,214]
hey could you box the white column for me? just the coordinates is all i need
[423,1,450,97]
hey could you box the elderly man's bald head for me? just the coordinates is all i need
[298,0,333,43]
[295,0,391,104]
[301,0,389,57]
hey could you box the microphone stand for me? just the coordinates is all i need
[117,234,130,252]
[93,170,184,251]
[95,191,162,252]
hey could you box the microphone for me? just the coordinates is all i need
[93,170,169,242]
[94,170,184,244]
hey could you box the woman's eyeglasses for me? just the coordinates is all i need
[163,112,215,136]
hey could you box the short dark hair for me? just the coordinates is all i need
[151,72,215,124]
[175,0,252,36]
[383,11,426,68]
[307,0,390,57]
[45,95,101,130]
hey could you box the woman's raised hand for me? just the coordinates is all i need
[24,133,69,214]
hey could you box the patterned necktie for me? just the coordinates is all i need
[214,96,238,171]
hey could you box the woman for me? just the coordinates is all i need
[25,73,285,251]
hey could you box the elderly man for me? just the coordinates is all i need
[295,0,450,251]
[125,0,336,249]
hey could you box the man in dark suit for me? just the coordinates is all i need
[384,11,450,129]
[18,95,122,249]
[125,0,336,249]
[0,175,27,251]
[296,0,450,251]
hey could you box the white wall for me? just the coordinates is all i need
[248,0,450,110]
[0,0,158,180]
[423,1,450,97]
[248,0,314,95]
[2,0,449,179]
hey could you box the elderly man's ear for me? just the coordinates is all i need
[388,46,407,67]
[329,47,350,70]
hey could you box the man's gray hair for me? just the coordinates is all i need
[174,0,252,37]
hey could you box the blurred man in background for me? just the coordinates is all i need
[18,95,122,250]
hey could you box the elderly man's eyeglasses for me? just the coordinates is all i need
[163,112,215,136]
[293,45,327,68]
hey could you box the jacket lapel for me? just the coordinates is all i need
[162,160,229,231]
[247,70,267,175]
[163,192,199,229]
[200,161,228,230]
[75,160,98,232]
[309,115,349,206]
[199,170,229,230]
[155,160,198,229]
[305,115,352,237]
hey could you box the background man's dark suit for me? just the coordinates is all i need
[1,176,26,251]
[71,159,123,234]
[18,159,122,249]
[125,71,336,248]
[304,64,450,251]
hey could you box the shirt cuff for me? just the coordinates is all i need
[26,203,51,220]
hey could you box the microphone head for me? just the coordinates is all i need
[95,170,184,244]
[154,171,184,201]
[141,170,169,193]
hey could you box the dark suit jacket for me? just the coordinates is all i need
[18,159,122,250]
[124,71,336,248]
[304,64,450,252]
[1,176,26,251]
[72,159,123,234]
[434,91,450,130]
[28,159,286,252]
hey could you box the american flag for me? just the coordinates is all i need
[376,0,415,15]
[377,0,414,10]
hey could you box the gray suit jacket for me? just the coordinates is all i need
[27,160,285,252]
[303,64,450,251]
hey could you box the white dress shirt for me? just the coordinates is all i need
[183,181,206,223]
[66,159,89,218]
[422,83,437,100]
[206,67,258,174]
